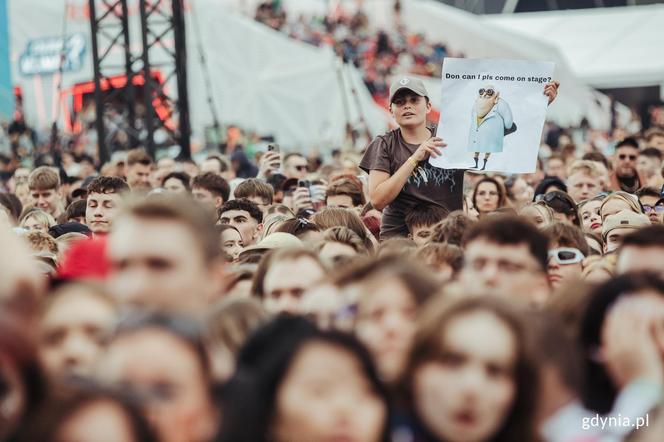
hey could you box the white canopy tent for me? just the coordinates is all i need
[487,4,664,90]
[8,0,387,151]
[227,0,630,130]
[383,0,625,130]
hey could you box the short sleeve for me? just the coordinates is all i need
[359,136,391,174]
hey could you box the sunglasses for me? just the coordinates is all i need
[537,192,575,212]
[548,247,585,265]
[618,154,637,161]
[478,88,495,97]
[643,204,664,214]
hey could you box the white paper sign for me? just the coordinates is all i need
[430,58,555,174]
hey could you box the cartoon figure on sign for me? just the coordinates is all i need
[467,85,517,171]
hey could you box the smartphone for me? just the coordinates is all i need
[297,179,311,189]
[266,143,282,173]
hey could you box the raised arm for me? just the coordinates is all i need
[368,137,445,211]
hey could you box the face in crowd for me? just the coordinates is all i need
[126,163,152,191]
[579,199,603,234]
[272,340,386,442]
[474,181,500,215]
[284,154,308,180]
[262,254,326,315]
[613,144,639,178]
[219,226,244,261]
[547,243,584,290]
[390,91,431,128]
[107,214,221,315]
[30,187,62,217]
[37,285,116,383]
[409,298,534,442]
[218,209,260,246]
[567,170,600,203]
[98,321,217,442]
[86,190,123,235]
[460,236,549,305]
[354,275,420,384]
[639,194,664,224]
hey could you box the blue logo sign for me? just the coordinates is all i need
[19,34,87,77]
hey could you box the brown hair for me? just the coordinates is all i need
[644,127,664,143]
[206,297,267,356]
[405,295,538,442]
[234,179,274,205]
[317,226,368,255]
[404,204,448,232]
[472,176,508,214]
[414,243,464,274]
[120,195,222,261]
[312,207,374,252]
[543,222,590,256]
[275,218,322,239]
[192,172,231,203]
[28,166,60,191]
[376,237,416,258]
[126,148,152,167]
[333,255,439,307]
[87,176,130,195]
[429,210,475,246]
[326,178,365,207]
[25,231,58,255]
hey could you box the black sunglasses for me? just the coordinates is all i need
[539,192,575,213]
[479,88,495,97]
[618,154,637,161]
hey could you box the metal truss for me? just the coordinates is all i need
[89,0,191,163]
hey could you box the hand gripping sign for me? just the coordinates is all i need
[430,58,555,174]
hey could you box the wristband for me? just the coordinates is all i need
[407,157,419,168]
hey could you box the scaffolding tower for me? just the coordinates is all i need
[88,0,190,164]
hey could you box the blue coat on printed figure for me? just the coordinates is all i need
[467,97,515,154]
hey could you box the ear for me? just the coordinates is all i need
[215,196,223,209]
[425,99,432,115]
[253,223,264,240]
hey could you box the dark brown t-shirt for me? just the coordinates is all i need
[360,127,464,239]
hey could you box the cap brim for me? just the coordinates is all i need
[390,86,426,103]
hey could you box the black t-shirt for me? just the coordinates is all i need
[360,127,464,238]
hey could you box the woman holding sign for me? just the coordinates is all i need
[360,76,559,239]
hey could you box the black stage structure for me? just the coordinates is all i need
[88,0,191,163]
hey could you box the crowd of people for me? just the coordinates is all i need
[255,0,461,104]
[0,67,664,442]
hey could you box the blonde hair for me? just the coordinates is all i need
[518,201,555,228]
[19,209,56,230]
[599,191,641,219]
[567,160,600,178]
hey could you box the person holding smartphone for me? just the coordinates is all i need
[360,76,559,239]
